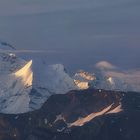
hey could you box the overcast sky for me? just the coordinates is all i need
[0,0,140,70]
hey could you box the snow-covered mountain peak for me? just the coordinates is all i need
[74,70,96,81]
[0,57,33,114]
[34,64,77,94]
[74,70,96,89]
[1,43,140,114]
[30,63,78,111]
[73,61,140,92]
[0,46,79,113]
[0,42,33,114]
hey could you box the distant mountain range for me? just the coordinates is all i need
[0,41,140,114]
[0,41,140,140]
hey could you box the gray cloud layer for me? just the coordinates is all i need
[0,0,140,70]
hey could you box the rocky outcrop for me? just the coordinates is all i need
[0,89,139,140]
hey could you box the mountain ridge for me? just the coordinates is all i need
[0,89,139,140]
[0,41,140,115]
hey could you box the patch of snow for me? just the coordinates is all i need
[54,114,66,124]
[69,103,122,127]
[74,70,96,89]
[74,80,89,89]
[57,127,65,132]
[44,118,48,124]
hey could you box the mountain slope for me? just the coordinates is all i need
[0,59,33,114]
[0,42,78,113]
[30,64,77,110]
[74,61,140,92]
[0,42,33,114]
[1,41,140,115]
[0,55,77,113]
[34,64,77,94]
[0,89,139,140]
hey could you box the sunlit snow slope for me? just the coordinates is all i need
[0,42,33,114]
[74,61,140,92]
[0,42,79,113]
[1,41,140,114]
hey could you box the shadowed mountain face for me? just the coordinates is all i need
[0,89,140,140]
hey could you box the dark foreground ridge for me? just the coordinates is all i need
[0,89,140,140]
